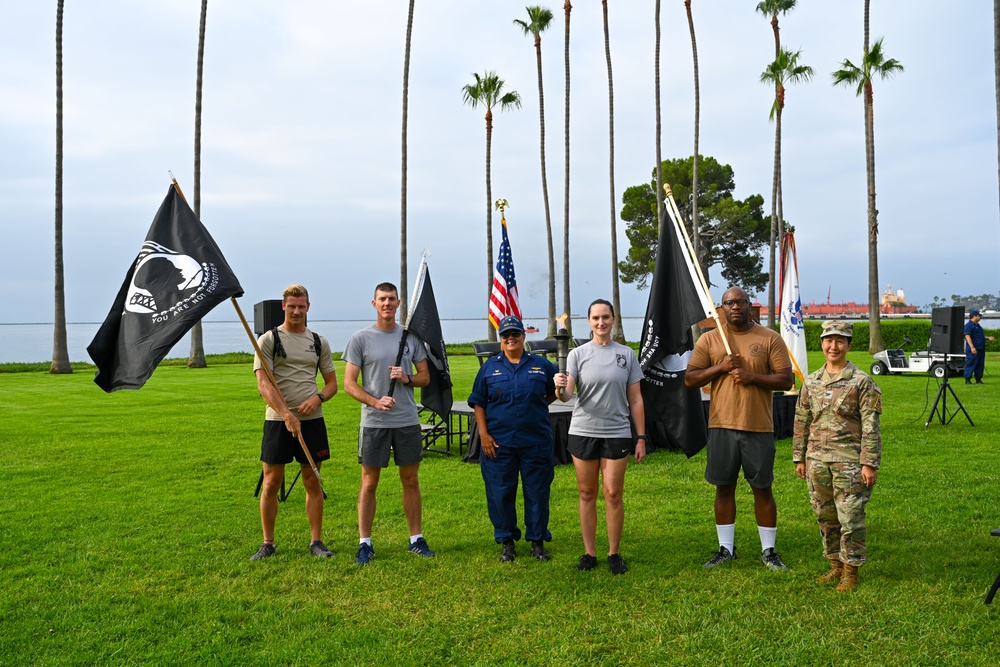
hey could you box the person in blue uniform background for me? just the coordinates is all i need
[469,315,558,563]
[963,309,994,384]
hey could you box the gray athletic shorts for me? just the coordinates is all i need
[704,428,775,488]
[357,425,423,468]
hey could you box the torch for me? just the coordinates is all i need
[554,313,570,399]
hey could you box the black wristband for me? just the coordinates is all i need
[316,392,326,402]
[636,435,647,440]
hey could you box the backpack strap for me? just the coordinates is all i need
[270,327,322,370]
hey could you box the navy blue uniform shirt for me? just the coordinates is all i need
[468,351,557,448]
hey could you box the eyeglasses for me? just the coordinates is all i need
[721,299,751,308]
[500,330,523,339]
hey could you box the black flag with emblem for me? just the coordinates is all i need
[405,258,453,422]
[638,204,710,458]
[87,186,243,392]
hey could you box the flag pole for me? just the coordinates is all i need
[663,184,732,355]
[387,252,428,397]
[168,172,324,488]
[231,296,326,492]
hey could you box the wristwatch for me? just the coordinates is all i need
[636,435,647,440]
[316,392,326,402]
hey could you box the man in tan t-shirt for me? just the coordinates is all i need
[686,286,793,572]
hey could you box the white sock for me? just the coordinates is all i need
[716,524,735,554]
[360,537,372,546]
[758,526,777,552]
[409,534,423,544]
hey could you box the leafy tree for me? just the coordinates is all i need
[601,0,625,343]
[619,156,769,295]
[51,0,70,374]
[462,72,521,342]
[188,0,209,369]
[833,19,904,353]
[399,0,416,321]
[514,6,557,337]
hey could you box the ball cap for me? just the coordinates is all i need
[970,309,981,317]
[498,315,525,334]
[820,320,853,339]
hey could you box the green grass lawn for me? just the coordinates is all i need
[1,352,999,666]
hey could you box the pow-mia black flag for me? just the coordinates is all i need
[404,258,453,423]
[638,203,711,458]
[87,186,243,392]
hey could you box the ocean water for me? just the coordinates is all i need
[0,317,645,364]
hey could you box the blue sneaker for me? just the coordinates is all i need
[355,542,375,566]
[408,537,435,558]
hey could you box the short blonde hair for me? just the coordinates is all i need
[282,284,309,303]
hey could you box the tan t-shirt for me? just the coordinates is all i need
[253,326,335,421]
[688,324,791,432]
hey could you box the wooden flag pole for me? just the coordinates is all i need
[663,184,732,355]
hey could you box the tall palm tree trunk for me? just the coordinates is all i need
[485,111,496,342]
[685,0,701,271]
[188,0,209,368]
[532,33,557,338]
[864,78,882,352]
[654,0,663,231]
[562,1,572,335]
[51,0,70,374]
[602,0,625,343]
[400,0,416,321]
[995,0,1000,218]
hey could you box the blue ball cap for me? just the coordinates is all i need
[498,315,525,334]
[970,309,981,317]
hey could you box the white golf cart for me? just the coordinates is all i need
[870,336,964,379]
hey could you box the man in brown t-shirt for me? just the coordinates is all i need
[686,286,793,572]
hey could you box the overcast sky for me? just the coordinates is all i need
[2,0,998,326]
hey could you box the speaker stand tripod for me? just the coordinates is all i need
[925,366,974,427]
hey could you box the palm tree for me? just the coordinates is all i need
[761,47,813,318]
[755,0,797,325]
[514,6,557,338]
[51,0,70,374]
[683,0,701,271]
[601,1,625,343]
[654,1,662,231]
[995,0,1000,218]
[833,33,903,354]
[462,72,521,342]
[187,0,209,369]
[400,0,416,322]
[562,1,573,336]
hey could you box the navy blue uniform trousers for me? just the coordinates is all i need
[481,441,554,543]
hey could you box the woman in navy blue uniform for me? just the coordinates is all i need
[468,315,558,563]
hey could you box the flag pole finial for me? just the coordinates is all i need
[494,198,509,224]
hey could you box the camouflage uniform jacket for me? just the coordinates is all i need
[792,361,882,469]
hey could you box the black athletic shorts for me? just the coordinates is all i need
[568,434,633,461]
[261,418,330,465]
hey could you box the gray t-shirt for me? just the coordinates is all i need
[343,324,427,428]
[566,341,643,438]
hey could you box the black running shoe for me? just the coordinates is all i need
[408,537,436,558]
[608,553,627,575]
[703,545,736,569]
[250,543,276,561]
[500,538,516,562]
[761,547,789,571]
[355,542,375,566]
[309,540,333,558]
[577,554,598,571]
[530,540,551,562]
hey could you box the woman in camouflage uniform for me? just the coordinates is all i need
[792,320,882,591]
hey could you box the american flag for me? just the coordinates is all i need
[488,219,522,330]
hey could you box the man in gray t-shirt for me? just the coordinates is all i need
[343,282,435,564]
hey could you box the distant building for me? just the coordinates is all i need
[801,283,918,318]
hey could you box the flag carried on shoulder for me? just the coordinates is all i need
[404,257,453,423]
[637,202,713,458]
[87,185,243,392]
[779,231,807,383]
[488,218,522,330]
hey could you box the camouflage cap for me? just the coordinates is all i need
[820,320,853,339]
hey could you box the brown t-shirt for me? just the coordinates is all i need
[688,324,791,432]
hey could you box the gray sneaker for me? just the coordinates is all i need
[250,543,276,561]
[761,547,788,571]
[309,540,333,558]
[703,545,736,568]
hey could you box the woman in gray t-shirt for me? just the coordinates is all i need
[554,299,646,575]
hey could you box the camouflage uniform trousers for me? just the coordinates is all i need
[805,459,872,567]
